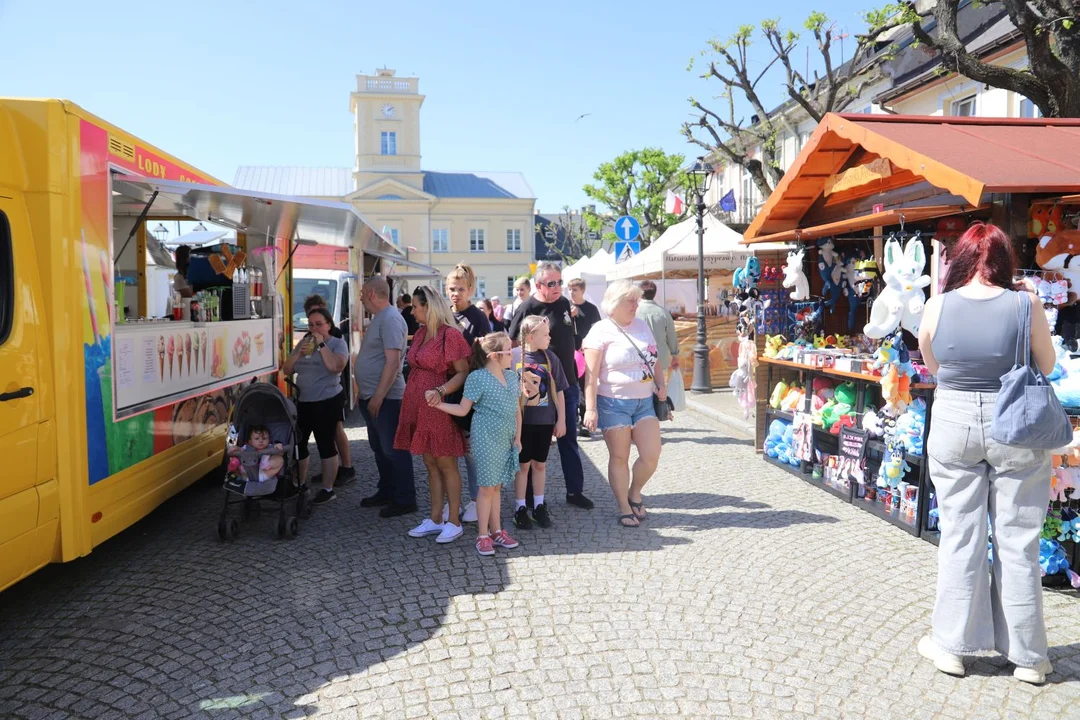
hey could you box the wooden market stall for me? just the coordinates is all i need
[741,112,1080,548]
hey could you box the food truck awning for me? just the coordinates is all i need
[744,113,1080,242]
[112,175,401,257]
[365,249,442,279]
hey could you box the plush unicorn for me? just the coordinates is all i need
[782,248,810,300]
[864,237,930,338]
[733,257,761,291]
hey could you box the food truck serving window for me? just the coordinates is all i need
[0,211,12,346]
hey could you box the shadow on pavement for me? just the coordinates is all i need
[0,414,793,719]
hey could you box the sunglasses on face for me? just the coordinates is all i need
[539,279,563,289]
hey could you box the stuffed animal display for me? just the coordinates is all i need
[864,236,930,338]
[764,419,800,467]
[782,248,810,301]
[894,398,927,456]
[1035,230,1080,307]
[1040,538,1080,588]
[733,257,761,291]
[818,382,857,432]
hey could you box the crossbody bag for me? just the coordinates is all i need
[611,322,674,421]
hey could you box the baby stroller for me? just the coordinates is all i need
[217,382,309,541]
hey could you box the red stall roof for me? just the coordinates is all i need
[744,113,1080,242]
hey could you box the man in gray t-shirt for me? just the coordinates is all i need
[355,277,416,515]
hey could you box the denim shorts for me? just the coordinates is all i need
[596,394,656,431]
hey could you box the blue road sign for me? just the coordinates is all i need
[614,215,640,242]
[614,240,641,264]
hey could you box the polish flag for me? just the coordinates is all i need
[664,189,685,215]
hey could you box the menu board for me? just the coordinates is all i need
[112,318,276,419]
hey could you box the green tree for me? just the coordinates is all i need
[582,148,687,247]
[535,206,604,264]
[867,1,1080,118]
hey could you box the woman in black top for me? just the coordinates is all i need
[446,264,491,343]
[479,298,505,333]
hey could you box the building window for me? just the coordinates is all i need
[432,228,448,253]
[951,95,976,117]
[380,131,397,155]
[470,228,486,252]
[475,278,487,299]
[506,228,522,252]
[388,228,399,245]
[1020,97,1041,118]
[741,172,755,223]
[507,276,516,296]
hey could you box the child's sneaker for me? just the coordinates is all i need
[408,518,443,538]
[513,506,532,530]
[492,529,519,549]
[476,535,495,556]
[532,503,552,528]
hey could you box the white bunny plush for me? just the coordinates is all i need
[782,248,810,300]
[863,238,930,339]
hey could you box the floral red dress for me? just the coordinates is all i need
[393,324,471,457]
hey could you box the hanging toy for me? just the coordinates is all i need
[873,331,915,416]
[733,256,761,291]
[782,248,810,301]
[864,235,930,338]
[839,250,869,330]
[817,238,844,312]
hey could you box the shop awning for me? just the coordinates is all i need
[365,249,442,278]
[742,204,985,245]
[112,175,399,257]
[744,113,1080,242]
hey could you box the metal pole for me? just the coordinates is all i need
[691,191,712,393]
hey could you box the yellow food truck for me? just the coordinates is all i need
[0,99,411,591]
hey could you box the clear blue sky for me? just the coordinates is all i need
[1,0,874,211]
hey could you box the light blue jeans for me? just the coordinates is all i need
[927,389,1052,668]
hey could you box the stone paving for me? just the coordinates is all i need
[1,410,1079,719]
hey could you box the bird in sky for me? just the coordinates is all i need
[574,113,592,122]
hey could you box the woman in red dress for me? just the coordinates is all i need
[394,285,472,543]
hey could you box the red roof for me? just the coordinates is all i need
[745,113,1080,241]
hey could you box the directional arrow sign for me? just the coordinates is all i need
[615,215,640,242]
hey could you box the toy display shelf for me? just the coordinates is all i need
[761,354,932,539]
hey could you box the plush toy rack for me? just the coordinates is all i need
[762,357,935,538]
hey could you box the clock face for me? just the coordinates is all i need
[381,104,395,118]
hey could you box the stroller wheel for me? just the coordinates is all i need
[229,519,240,541]
[217,519,228,542]
[288,517,299,538]
[277,517,288,539]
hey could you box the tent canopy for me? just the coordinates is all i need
[607,214,781,281]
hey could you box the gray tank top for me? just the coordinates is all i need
[931,290,1021,392]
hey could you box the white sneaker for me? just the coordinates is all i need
[1014,659,1053,685]
[918,636,965,677]
[435,522,463,544]
[408,518,444,538]
[462,501,478,523]
[442,503,450,523]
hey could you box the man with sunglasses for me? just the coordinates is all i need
[508,262,593,510]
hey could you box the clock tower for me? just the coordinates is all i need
[350,68,425,191]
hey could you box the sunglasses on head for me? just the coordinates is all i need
[539,279,563,288]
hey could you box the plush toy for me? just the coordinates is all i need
[733,257,761,291]
[820,382,857,431]
[764,419,789,457]
[895,398,927,456]
[1030,205,1051,238]
[780,386,806,413]
[817,238,845,312]
[810,377,836,414]
[1051,466,1079,503]
[228,456,242,473]
[813,334,826,349]
[769,380,790,409]
[782,248,810,301]
[1042,506,1064,541]
[878,442,911,488]
[764,334,787,358]
[1039,538,1080,588]
[830,416,857,435]
[1057,517,1080,544]
[862,407,885,438]
[1036,230,1080,307]
[864,237,930,338]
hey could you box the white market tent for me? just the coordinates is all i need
[563,248,612,315]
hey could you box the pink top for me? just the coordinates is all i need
[582,317,658,400]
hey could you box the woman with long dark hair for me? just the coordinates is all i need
[479,298,505,333]
[916,222,1057,684]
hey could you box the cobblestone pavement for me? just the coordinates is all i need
[2,411,1080,720]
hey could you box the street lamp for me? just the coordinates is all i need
[152,223,169,243]
[685,156,714,394]
[192,222,207,232]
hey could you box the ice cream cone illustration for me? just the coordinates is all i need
[201,330,208,370]
[254,332,265,356]
[193,333,200,374]
[185,334,192,376]
[167,336,175,380]
[176,334,185,377]
[157,336,165,382]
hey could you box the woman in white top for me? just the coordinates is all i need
[582,280,667,527]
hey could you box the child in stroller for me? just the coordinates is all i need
[227,424,285,482]
[218,382,308,541]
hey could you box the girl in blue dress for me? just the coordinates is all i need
[436,332,523,556]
